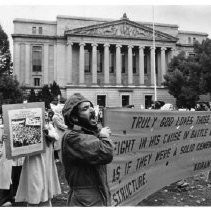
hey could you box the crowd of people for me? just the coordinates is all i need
[0,96,64,206]
[1,95,211,206]
[12,124,41,147]
[149,100,211,111]
[0,93,114,207]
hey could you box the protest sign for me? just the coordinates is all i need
[2,102,45,159]
[104,108,211,206]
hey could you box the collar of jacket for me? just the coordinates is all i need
[72,124,102,136]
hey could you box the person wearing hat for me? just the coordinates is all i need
[62,93,114,206]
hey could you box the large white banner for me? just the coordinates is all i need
[104,109,211,206]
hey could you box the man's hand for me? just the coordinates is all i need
[47,123,59,141]
[99,127,111,138]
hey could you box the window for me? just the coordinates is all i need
[121,52,126,73]
[34,78,40,86]
[32,27,36,34]
[133,52,136,74]
[193,37,196,43]
[97,95,106,107]
[109,52,115,73]
[32,46,42,72]
[84,49,91,73]
[188,37,191,44]
[38,27,43,35]
[97,50,103,73]
[122,95,130,107]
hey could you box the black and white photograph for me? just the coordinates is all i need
[1,0,211,207]
[11,116,41,148]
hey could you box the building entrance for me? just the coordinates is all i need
[145,95,153,109]
[97,95,106,107]
[122,95,130,107]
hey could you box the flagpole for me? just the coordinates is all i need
[152,5,157,101]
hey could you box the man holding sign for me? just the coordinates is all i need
[62,93,115,206]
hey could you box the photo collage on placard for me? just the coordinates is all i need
[11,116,41,148]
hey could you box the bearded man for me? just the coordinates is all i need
[62,93,114,206]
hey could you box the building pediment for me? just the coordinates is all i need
[65,18,178,42]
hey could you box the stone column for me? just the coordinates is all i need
[79,42,85,85]
[66,42,73,84]
[150,46,156,85]
[104,43,110,85]
[43,44,49,85]
[128,45,133,85]
[161,47,166,83]
[138,46,145,85]
[116,44,122,85]
[13,42,20,81]
[25,44,30,85]
[91,43,98,85]
[157,50,161,86]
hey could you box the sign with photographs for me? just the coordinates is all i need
[2,102,45,159]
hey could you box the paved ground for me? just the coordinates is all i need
[51,162,211,206]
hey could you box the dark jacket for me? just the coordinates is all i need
[61,124,114,206]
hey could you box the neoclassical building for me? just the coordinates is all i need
[12,14,208,108]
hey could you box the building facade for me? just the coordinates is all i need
[12,14,208,108]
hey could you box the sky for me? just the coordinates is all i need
[1,0,211,56]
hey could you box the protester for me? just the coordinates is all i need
[48,109,54,122]
[52,103,67,162]
[50,96,59,111]
[50,95,64,161]
[59,96,66,104]
[195,102,210,111]
[98,107,103,124]
[0,125,13,207]
[160,103,174,110]
[0,124,24,207]
[10,157,24,203]
[14,122,61,206]
[62,93,115,206]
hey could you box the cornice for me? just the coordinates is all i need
[13,18,56,25]
[65,85,168,90]
[67,34,177,43]
[12,34,65,40]
[179,30,208,36]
